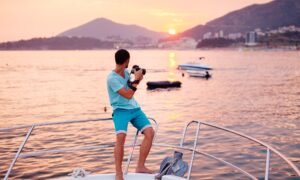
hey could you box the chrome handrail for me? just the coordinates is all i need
[181,120,300,180]
[124,118,158,174]
[202,121,300,177]
[181,121,201,180]
[1,119,299,180]
[4,125,34,180]
[2,118,111,180]
[0,117,112,132]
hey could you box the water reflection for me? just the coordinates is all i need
[167,52,178,82]
[0,50,299,179]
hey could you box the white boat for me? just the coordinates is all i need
[186,70,212,78]
[178,64,212,71]
[1,118,300,180]
[178,57,212,71]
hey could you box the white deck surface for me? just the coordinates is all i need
[59,173,186,180]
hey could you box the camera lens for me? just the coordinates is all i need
[131,65,146,75]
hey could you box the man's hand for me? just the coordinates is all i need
[134,69,144,81]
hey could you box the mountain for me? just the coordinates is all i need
[181,0,300,40]
[58,18,166,41]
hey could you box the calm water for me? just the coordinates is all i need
[0,50,299,179]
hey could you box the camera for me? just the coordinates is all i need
[131,65,146,75]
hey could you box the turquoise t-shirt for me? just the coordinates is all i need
[107,69,140,110]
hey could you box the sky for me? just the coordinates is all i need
[0,0,272,42]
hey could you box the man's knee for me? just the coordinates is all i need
[143,127,154,140]
[116,133,126,146]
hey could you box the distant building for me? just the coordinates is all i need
[203,32,212,39]
[266,25,300,35]
[254,28,261,32]
[245,31,258,46]
[132,36,157,48]
[278,25,300,33]
[158,37,197,49]
[270,29,279,34]
[219,30,224,38]
[214,32,219,38]
[227,33,242,40]
[113,42,132,49]
[255,28,265,36]
[106,35,123,42]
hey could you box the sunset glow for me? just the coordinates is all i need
[0,0,272,42]
[168,28,177,35]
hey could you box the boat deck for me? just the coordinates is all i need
[1,118,299,180]
[60,173,185,180]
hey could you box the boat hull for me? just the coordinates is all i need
[186,70,212,78]
[178,64,212,71]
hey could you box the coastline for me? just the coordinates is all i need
[0,46,299,51]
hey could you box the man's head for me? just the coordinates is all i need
[115,49,130,68]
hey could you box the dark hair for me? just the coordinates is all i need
[115,49,130,65]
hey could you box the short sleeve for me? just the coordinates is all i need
[108,77,124,92]
[125,69,131,81]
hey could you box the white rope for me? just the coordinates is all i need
[68,167,90,178]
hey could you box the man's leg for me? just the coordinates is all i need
[136,127,154,173]
[115,133,126,180]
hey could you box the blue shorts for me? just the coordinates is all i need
[112,108,152,134]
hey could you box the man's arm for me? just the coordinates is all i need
[117,83,138,99]
[117,69,143,99]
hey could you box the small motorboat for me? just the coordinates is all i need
[178,64,212,71]
[178,56,212,71]
[186,70,212,78]
[147,81,181,89]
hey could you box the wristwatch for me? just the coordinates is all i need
[127,80,137,91]
[132,80,140,85]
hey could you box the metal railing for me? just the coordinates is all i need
[1,118,299,180]
[177,120,300,180]
[1,117,158,180]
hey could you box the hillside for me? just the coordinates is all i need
[181,0,300,40]
[58,18,166,42]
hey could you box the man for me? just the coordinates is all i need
[107,49,154,180]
